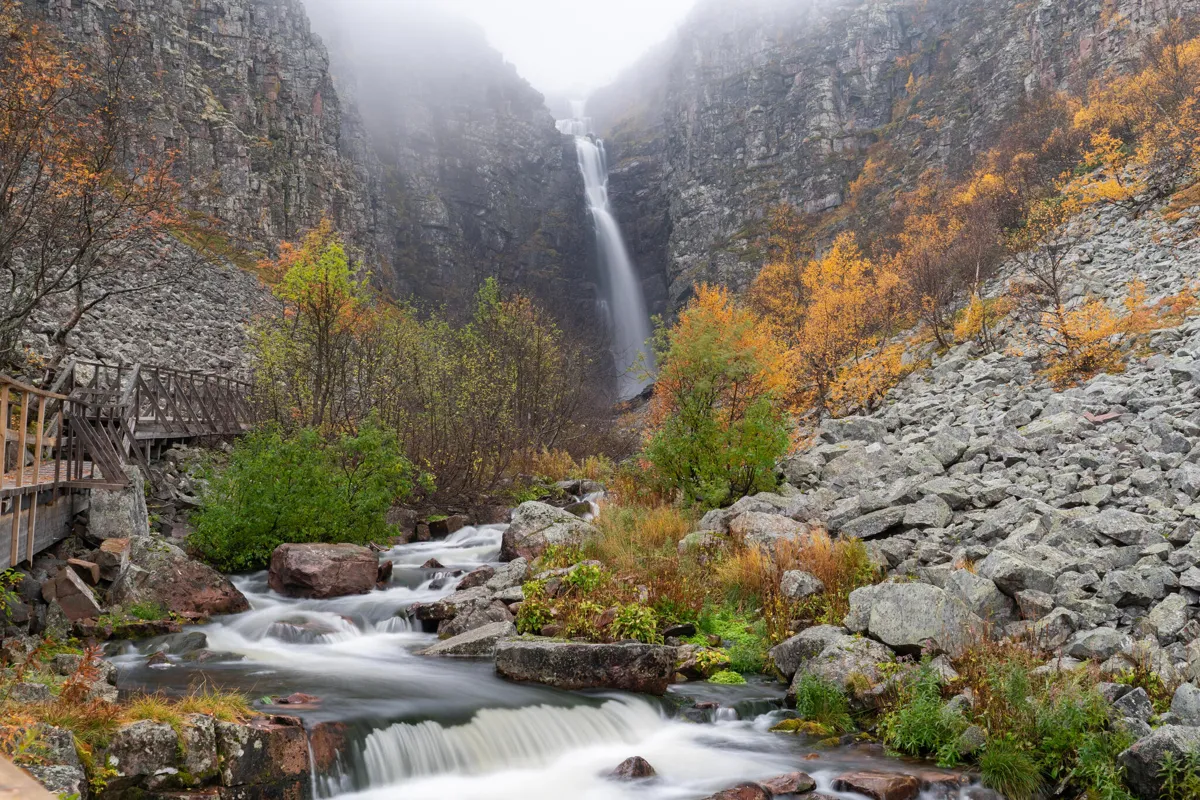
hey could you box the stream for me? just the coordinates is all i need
[111,524,977,800]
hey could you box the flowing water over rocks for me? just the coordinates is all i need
[112,525,978,800]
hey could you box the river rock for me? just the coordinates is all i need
[494,639,675,694]
[761,772,817,794]
[1119,725,1200,798]
[846,582,983,657]
[500,502,598,562]
[215,716,311,790]
[771,625,893,693]
[610,756,657,779]
[267,543,378,599]
[422,621,516,657]
[702,783,771,800]
[437,599,514,638]
[457,565,495,590]
[110,536,249,615]
[101,720,179,790]
[832,771,920,800]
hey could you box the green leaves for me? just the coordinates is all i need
[188,419,425,572]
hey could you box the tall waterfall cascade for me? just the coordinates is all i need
[557,104,655,399]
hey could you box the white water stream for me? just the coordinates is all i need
[558,104,655,399]
[112,523,976,800]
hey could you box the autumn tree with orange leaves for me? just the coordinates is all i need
[0,1,190,366]
[644,285,791,508]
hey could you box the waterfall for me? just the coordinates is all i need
[558,107,655,399]
[360,699,662,784]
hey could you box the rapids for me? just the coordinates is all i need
[112,524,977,800]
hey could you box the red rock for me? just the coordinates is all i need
[704,783,770,800]
[421,558,444,569]
[276,692,320,706]
[610,756,656,779]
[96,538,131,582]
[457,565,496,590]
[832,771,921,800]
[215,715,310,787]
[52,566,102,621]
[67,558,100,585]
[762,772,816,795]
[376,560,393,587]
[110,537,248,616]
[428,514,469,538]
[268,543,378,599]
[308,721,347,774]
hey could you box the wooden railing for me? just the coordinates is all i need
[1,375,69,566]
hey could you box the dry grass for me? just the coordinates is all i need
[583,503,704,620]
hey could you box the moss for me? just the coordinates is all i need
[707,670,746,685]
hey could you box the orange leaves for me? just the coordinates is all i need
[1069,20,1200,204]
[749,232,907,416]
[649,284,789,430]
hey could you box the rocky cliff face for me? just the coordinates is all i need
[302,1,595,320]
[22,0,598,368]
[26,0,382,263]
[594,0,1197,312]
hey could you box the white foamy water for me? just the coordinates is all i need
[115,519,980,800]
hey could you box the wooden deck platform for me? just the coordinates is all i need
[1,360,254,565]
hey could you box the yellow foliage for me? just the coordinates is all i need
[750,233,906,415]
[827,341,917,418]
[1037,281,1157,387]
[1070,22,1200,203]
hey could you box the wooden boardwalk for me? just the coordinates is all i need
[1,361,253,566]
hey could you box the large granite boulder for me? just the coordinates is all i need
[111,537,248,616]
[267,543,378,599]
[494,639,675,694]
[846,582,983,657]
[1119,725,1200,798]
[499,502,598,562]
[87,466,150,540]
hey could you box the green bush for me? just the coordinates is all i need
[515,581,552,635]
[708,670,746,685]
[564,563,607,594]
[792,673,854,734]
[611,604,661,644]
[693,605,768,673]
[642,286,790,509]
[189,419,425,572]
[980,735,1042,800]
[878,664,966,766]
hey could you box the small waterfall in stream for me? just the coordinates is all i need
[558,103,655,400]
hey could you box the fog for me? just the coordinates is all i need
[303,0,696,98]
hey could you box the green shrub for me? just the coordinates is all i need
[610,604,661,644]
[128,602,167,621]
[878,664,966,766]
[980,735,1042,800]
[792,673,853,734]
[0,570,23,620]
[708,670,746,685]
[539,545,583,570]
[189,419,425,571]
[1160,750,1200,800]
[515,582,552,635]
[564,563,606,594]
[642,285,790,509]
[694,605,768,673]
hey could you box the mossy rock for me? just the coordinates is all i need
[770,718,833,737]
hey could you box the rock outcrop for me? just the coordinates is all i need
[267,543,379,599]
[494,639,676,695]
[500,502,599,563]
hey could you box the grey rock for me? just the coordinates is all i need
[846,582,983,657]
[979,550,1056,595]
[1065,627,1130,660]
[838,506,907,539]
[780,570,825,601]
[904,494,954,528]
[500,502,598,562]
[1114,687,1154,723]
[421,621,516,657]
[494,639,675,695]
[1093,508,1157,545]
[1147,593,1191,642]
[944,569,1017,625]
[1169,683,1200,725]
